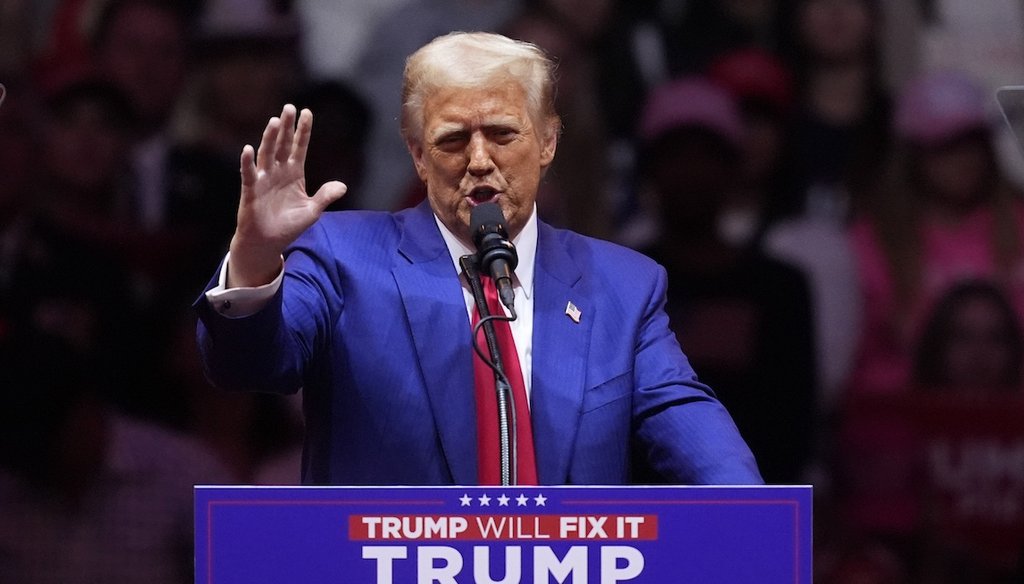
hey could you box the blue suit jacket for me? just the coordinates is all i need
[196,202,762,485]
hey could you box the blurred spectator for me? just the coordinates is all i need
[837,280,1024,581]
[781,0,891,224]
[91,0,193,139]
[94,0,215,223]
[913,280,1023,392]
[36,77,135,217]
[593,1,793,227]
[707,48,863,409]
[9,78,138,365]
[635,77,817,484]
[92,0,237,238]
[848,71,1024,395]
[912,281,1024,578]
[186,0,303,158]
[353,0,521,211]
[707,47,797,247]
[504,0,615,238]
[918,0,1024,190]
[0,336,230,583]
[289,80,372,211]
[880,0,1024,189]
[90,0,240,379]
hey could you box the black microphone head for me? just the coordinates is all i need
[470,202,508,245]
[469,202,517,272]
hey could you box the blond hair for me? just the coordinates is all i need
[401,31,559,144]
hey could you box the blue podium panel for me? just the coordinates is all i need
[195,485,811,584]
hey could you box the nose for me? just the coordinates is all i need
[467,133,494,176]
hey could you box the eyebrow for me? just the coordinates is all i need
[428,123,467,143]
[427,116,524,143]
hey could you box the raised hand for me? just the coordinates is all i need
[228,104,347,287]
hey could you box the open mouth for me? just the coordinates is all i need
[467,186,500,205]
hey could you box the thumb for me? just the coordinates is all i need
[312,181,348,211]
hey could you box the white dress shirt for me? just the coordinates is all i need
[205,207,538,396]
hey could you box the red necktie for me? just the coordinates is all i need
[472,276,538,485]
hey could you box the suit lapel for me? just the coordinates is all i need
[530,223,592,484]
[392,202,478,484]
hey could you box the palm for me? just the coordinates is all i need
[243,164,317,253]
[230,105,346,286]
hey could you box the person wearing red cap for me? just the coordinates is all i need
[710,47,864,416]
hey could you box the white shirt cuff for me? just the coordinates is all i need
[204,252,284,318]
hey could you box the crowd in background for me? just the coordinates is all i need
[1,0,1024,581]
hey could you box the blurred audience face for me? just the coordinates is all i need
[916,133,995,213]
[43,90,131,197]
[940,294,1019,389]
[94,2,188,131]
[201,45,296,143]
[916,282,1023,391]
[648,128,738,230]
[798,0,874,63]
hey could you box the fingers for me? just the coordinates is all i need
[312,181,348,211]
[256,105,306,172]
[240,144,257,189]
[291,108,313,165]
[276,104,297,165]
[256,116,281,173]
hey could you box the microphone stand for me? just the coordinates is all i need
[461,255,518,486]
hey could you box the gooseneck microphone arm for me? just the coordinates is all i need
[461,254,519,486]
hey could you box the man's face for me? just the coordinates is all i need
[408,79,557,244]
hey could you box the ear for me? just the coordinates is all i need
[407,138,429,183]
[538,117,559,170]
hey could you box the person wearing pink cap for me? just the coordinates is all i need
[635,76,817,485]
[847,71,1024,396]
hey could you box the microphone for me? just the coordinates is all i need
[470,202,518,314]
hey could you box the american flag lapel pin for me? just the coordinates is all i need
[565,301,582,323]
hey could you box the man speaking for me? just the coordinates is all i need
[195,32,762,486]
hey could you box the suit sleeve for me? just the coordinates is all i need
[194,221,343,394]
[631,265,764,485]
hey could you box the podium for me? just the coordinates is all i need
[195,485,811,583]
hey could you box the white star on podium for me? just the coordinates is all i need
[516,494,529,506]
[497,494,510,506]
[533,494,547,506]
[459,494,472,507]
[478,494,491,506]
